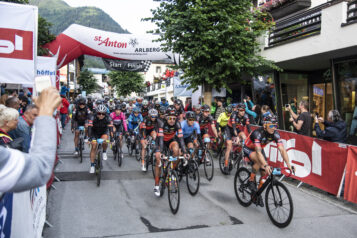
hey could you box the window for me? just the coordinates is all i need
[156,66,161,74]
[253,74,276,113]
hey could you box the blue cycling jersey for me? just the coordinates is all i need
[181,120,201,138]
[128,113,143,130]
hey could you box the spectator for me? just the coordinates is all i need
[8,90,17,98]
[60,94,70,129]
[244,96,258,124]
[0,87,61,193]
[184,98,192,112]
[9,104,38,152]
[160,97,169,107]
[19,95,29,115]
[5,96,20,110]
[0,93,8,105]
[0,105,19,146]
[315,110,347,143]
[288,100,312,136]
[214,97,225,122]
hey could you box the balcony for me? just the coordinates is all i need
[346,0,357,24]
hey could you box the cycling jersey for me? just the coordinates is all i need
[139,118,159,139]
[128,113,143,130]
[217,112,230,127]
[181,120,201,138]
[110,112,127,132]
[244,127,283,151]
[198,114,215,134]
[72,106,91,126]
[156,119,186,153]
[141,106,149,118]
[228,112,251,133]
[88,114,113,139]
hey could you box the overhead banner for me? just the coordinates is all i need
[45,24,181,68]
[173,76,193,97]
[102,58,151,72]
[0,2,37,84]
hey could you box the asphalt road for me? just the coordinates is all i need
[43,126,357,238]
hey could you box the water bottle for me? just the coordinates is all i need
[188,148,194,155]
[272,168,281,175]
[198,149,202,159]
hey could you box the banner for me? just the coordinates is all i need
[9,186,46,238]
[344,146,357,203]
[0,2,37,84]
[0,193,13,238]
[45,24,181,68]
[36,56,58,87]
[102,58,151,72]
[173,76,193,97]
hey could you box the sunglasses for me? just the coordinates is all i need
[188,118,195,121]
[151,116,157,119]
[79,103,85,106]
[267,124,278,129]
[167,116,176,121]
[238,109,245,112]
[97,113,106,116]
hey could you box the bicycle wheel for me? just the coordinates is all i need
[79,137,83,163]
[186,160,200,196]
[159,167,166,197]
[168,170,180,214]
[234,167,252,207]
[265,181,294,228]
[204,150,214,181]
[135,143,140,161]
[96,149,102,187]
[118,145,122,167]
[219,149,230,175]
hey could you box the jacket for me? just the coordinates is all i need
[60,97,70,114]
[315,120,347,143]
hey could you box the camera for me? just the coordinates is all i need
[315,112,319,117]
[285,104,289,108]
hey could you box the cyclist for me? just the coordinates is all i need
[154,108,189,196]
[244,114,293,206]
[159,106,166,120]
[87,104,114,173]
[223,102,251,173]
[110,104,128,155]
[154,101,161,111]
[72,97,91,155]
[108,99,116,112]
[139,109,159,171]
[198,104,218,141]
[135,97,143,108]
[193,104,202,121]
[181,111,202,154]
[217,105,233,137]
[141,99,150,118]
[174,99,185,122]
[160,97,169,107]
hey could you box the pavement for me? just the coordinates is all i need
[43,125,357,238]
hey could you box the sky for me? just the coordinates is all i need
[63,0,160,35]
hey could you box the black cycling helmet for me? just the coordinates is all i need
[115,104,122,110]
[167,108,177,116]
[161,97,166,101]
[225,105,233,114]
[186,111,195,119]
[159,106,166,114]
[174,99,182,105]
[202,104,210,112]
[78,97,86,105]
[167,105,175,112]
[236,103,246,110]
[133,107,140,113]
[96,99,103,105]
[263,114,278,124]
[120,103,127,110]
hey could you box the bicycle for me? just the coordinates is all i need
[234,166,295,228]
[78,126,85,163]
[142,135,155,174]
[177,151,200,196]
[93,139,105,187]
[113,130,123,167]
[195,136,214,181]
[158,153,185,214]
[219,138,245,175]
[127,126,139,157]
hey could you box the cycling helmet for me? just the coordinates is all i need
[161,97,166,101]
[263,114,278,124]
[78,97,86,105]
[167,105,175,111]
[136,97,143,102]
[142,99,149,106]
[167,108,177,116]
[133,107,141,113]
[174,99,182,105]
[225,105,233,114]
[202,104,210,112]
[119,96,124,101]
[149,108,158,117]
[96,99,103,105]
[120,103,127,110]
[155,100,160,105]
[124,98,129,103]
[237,103,245,110]
[193,104,201,110]
[159,106,166,115]
[97,104,107,113]
[115,104,122,110]
[186,111,195,119]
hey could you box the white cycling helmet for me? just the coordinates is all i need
[96,104,107,113]
[142,99,149,106]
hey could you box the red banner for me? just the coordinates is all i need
[249,126,348,195]
[344,146,357,203]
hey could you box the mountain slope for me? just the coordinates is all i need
[29,0,129,35]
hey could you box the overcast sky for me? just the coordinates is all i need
[63,0,160,34]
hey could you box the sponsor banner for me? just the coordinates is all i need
[173,77,193,97]
[0,2,37,84]
[249,126,348,195]
[10,186,46,238]
[102,58,151,72]
[344,146,357,203]
[45,24,181,68]
[36,56,58,87]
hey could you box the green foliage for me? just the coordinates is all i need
[29,0,129,35]
[108,71,145,97]
[1,0,29,3]
[77,69,99,94]
[146,0,278,92]
[83,56,105,69]
[38,15,56,56]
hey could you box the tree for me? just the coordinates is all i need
[3,0,56,56]
[108,71,145,97]
[77,69,99,94]
[146,0,277,92]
